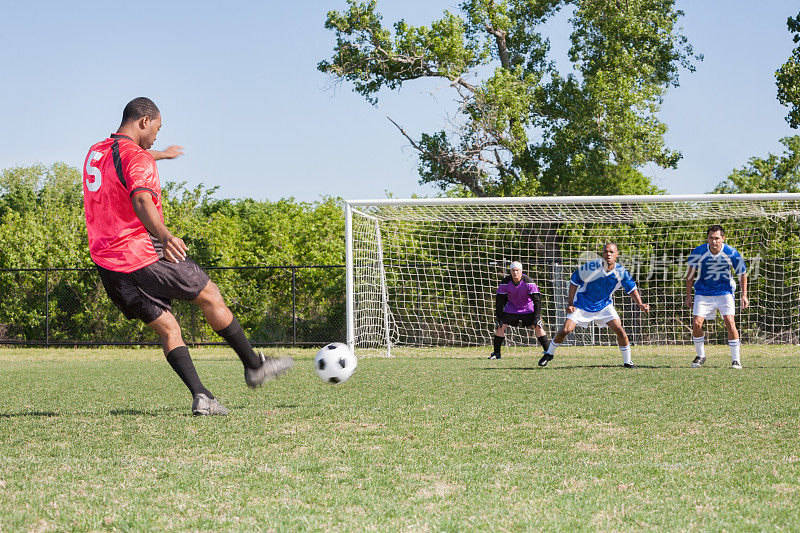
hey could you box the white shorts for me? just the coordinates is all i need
[566,304,620,328]
[693,294,735,319]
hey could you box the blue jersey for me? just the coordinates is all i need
[570,260,637,313]
[687,243,746,296]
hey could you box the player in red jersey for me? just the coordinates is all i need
[83,97,293,416]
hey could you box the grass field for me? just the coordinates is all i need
[1,346,799,531]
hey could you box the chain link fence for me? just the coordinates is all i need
[0,265,345,347]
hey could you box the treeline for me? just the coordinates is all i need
[0,164,346,344]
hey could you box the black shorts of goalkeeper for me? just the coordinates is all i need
[499,312,542,328]
[96,258,210,324]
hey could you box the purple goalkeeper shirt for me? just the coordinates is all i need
[497,275,540,314]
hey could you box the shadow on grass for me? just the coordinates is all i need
[480,363,673,371]
[0,410,60,418]
[109,407,184,416]
[548,363,778,370]
[0,407,193,418]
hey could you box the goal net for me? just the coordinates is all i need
[345,194,800,356]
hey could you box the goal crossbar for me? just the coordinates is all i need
[346,193,800,207]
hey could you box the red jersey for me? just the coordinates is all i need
[82,134,163,273]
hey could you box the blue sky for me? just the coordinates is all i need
[0,1,797,202]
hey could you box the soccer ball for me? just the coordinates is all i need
[314,342,357,384]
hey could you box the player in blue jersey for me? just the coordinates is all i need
[490,261,550,359]
[538,243,650,368]
[684,225,748,369]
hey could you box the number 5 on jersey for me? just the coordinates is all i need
[85,150,103,192]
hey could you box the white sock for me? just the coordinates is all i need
[619,345,632,365]
[729,339,740,363]
[693,336,705,358]
[546,341,560,355]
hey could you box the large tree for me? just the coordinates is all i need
[712,135,800,194]
[776,12,800,129]
[319,0,699,196]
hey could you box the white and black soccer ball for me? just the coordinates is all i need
[314,342,357,384]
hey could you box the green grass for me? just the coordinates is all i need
[1,347,799,531]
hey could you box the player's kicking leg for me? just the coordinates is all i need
[606,319,635,368]
[148,311,228,416]
[538,319,576,366]
[192,281,294,386]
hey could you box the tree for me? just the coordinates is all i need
[712,136,800,193]
[0,163,86,268]
[0,165,348,344]
[319,0,700,197]
[776,12,800,129]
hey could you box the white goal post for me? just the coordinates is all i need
[345,194,800,356]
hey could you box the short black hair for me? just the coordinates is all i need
[707,224,725,237]
[121,97,160,124]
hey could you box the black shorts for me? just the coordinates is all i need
[97,258,210,324]
[499,312,542,328]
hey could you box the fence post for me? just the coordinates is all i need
[292,267,297,347]
[45,268,50,347]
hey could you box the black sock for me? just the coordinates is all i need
[166,346,212,398]
[537,334,551,352]
[215,316,261,369]
[493,335,504,354]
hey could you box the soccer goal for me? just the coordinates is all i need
[345,194,800,356]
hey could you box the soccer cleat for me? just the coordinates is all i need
[488,352,501,359]
[191,393,229,416]
[244,351,294,388]
[691,356,706,368]
[731,360,742,369]
[623,362,636,368]
[538,353,553,367]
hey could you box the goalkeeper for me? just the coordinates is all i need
[490,261,551,359]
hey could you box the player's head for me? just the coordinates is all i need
[120,97,161,149]
[509,261,523,281]
[601,242,619,265]
[707,225,725,251]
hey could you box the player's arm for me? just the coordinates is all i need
[740,272,749,309]
[628,288,650,312]
[530,292,543,327]
[148,145,184,161]
[684,266,697,309]
[130,192,187,263]
[531,292,541,316]
[566,283,578,313]
[495,293,508,327]
[733,251,749,309]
